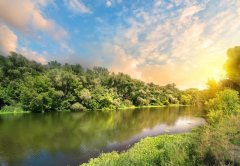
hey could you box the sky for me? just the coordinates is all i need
[0,0,240,89]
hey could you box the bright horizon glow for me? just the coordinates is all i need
[0,0,240,89]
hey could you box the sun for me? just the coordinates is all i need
[210,68,226,82]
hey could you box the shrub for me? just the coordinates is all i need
[70,102,86,112]
[0,105,24,113]
[206,89,240,123]
[196,115,240,165]
[197,89,240,165]
[122,99,133,107]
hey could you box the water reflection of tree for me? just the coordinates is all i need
[0,107,203,164]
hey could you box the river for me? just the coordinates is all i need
[0,106,205,166]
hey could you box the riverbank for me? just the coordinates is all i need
[81,89,240,166]
[81,133,197,166]
[95,104,191,112]
[0,111,30,115]
[82,116,240,166]
[117,104,190,110]
[0,104,191,115]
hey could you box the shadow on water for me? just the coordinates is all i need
[0,106,205,166]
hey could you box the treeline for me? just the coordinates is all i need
[0,52,197,113]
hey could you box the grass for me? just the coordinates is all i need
[81,134,199,166]
[0,111,30,115]
[82,114,240,166]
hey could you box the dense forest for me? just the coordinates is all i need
[0,52,198,113]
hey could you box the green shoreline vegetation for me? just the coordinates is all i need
[81,46,240,165]
[0,104,187,114]
[1,46,240,165]
[0,52,198,114]
[82,89,240,166]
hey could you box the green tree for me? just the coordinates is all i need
[77,88,91,107]
[180,95,191,105]
[224,46,240,83]
[206,89,240,123]
[70,102,86,111]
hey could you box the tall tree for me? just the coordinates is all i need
[224,46,240,83]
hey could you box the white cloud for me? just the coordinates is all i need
[0,0,68,41]
[179,5,204,24]
[154,0,162,7]
[105,0,122,8]
[99,0,240,89]
[19,47,47,64]
[0,0,73,62]
[64,0,91,14]
[0,24,17,55]
[106,0,112,7]
[0,24,47,64]
[108,45,143,79]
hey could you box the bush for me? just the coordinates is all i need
[207,89,239,114]
[197,89,240,165]
[180,94,191,105]
[70,102,86,112]
[122,99,133,107]
[196,115,240,165]
[206,89,240,123]
[0,105,24,113]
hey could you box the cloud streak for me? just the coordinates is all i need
[64,0,91,14]
[0,25,17,55]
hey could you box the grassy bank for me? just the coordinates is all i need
[82,124,240,166]
[0,111,30,115]
[82,134,198,166]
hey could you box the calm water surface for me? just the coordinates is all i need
[0,107,205,166]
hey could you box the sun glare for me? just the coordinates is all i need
[211,68,226,82]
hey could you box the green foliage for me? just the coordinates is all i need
[180,94,191,105]
[224,46,240,83]
[0,105,24,113]
[19,76,59,112]
[206,89,240,123]
[82,134,198,166]
[196,114,240,165]
[0,52,191,112]
[196,87,240,165]
[78,88,91,102]
[70,102,86,112]
[122,99,133,107]
[83,89,240,166]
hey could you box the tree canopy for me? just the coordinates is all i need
[0,52,196,113]
[224,46,240,83]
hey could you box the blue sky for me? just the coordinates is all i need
[0,0,240,89]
